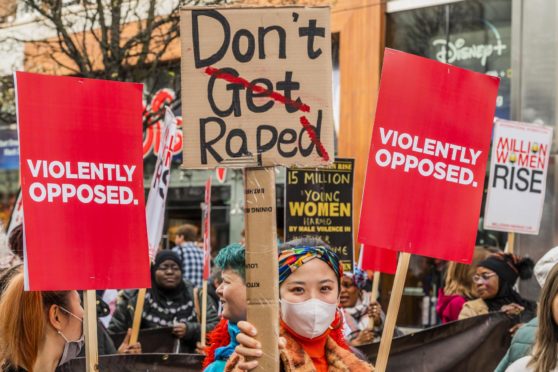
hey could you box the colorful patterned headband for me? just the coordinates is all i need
[278,246,343,284]
[345,267,368,290]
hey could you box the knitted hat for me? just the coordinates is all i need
[534,247,558,287]
[154,250,183,271]
[478,253,534,285]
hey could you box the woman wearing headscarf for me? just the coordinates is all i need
[340,268,382,346]
[458,252,536,322]
[108,250,219,353]
[227,238,374,371]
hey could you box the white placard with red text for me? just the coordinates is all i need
[484,119,553,234]
[146,108,177,260]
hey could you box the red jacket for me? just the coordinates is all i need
[436,288,467,323]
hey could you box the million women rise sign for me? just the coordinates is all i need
[484,119,553,234]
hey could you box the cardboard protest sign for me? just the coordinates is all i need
[484,119,553,234]
[16,72,150,290]
[180,6,334,169]
[358,49,500,263]
[146,109,177,260]
[285,158,354,271]
[244,168,280,370]
[359,245,397,275]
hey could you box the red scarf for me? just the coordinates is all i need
[203,317,230,368]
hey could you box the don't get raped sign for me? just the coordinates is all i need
[358,49,500,263]
[16,72,150,290]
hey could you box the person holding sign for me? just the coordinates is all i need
[459,253,536,323]
[109,251,219,352]
[340,268,384,346]
[436,246,494,323]
[0,270,84,371]
[228,238,373,371]
[203,243,247,371]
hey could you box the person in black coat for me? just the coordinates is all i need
[108,250,219,352]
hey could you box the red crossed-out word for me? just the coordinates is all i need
[204,67,330,162]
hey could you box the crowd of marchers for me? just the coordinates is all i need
[1,223,558,372]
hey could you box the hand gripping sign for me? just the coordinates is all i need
[16,72,150,291]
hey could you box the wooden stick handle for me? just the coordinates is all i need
[84,290,99,372]
[130,288,146,345]
[506,232,515,254]
[368,271,381,330]
[374,253,411,372]
[201,280,208,346]
[244,167,280,372]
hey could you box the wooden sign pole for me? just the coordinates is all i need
[374,252,411,372]
[201,279,208,346]
[83,289,99,372]
[244,167,280,372]
[505,232,515,254]
[130,288,146,344]
[200,177,212,347]
[368,271,381,330]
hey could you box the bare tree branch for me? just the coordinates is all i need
[0,0,230,128]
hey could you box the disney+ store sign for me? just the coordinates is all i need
[431,24,507,67]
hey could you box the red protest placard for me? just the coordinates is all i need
[16,72,150,291]
[359,246,397,275]
[358,49,499,263]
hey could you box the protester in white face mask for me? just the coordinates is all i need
[0,269,84,372]
[226,238,374,372]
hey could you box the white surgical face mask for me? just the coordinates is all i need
[280,298,338,339]
[57,306,84,366]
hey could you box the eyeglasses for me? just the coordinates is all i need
[157,264,181,272]
[472,273,496,283]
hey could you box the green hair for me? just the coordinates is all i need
[214,243,245,281]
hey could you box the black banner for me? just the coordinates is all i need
[357,312,514,372]
[58,313,513,371]
[110,327,177,354]
[57,354,203,372]
[285,158,354,272]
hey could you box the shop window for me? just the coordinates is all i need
[387,0,511,119]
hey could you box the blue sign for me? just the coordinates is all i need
[0,127,19,170]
